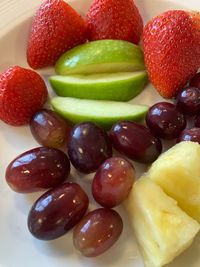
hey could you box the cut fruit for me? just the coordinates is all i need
[55,40,145,75]
[49,71,148,101]
[51,97,148,129]
[124,177,200,267]
[148,141,200,223]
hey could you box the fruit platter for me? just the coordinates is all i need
[0,0,200,267]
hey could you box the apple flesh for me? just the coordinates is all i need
[51,97,148,129]
[49,71,148,101]
[55,40,145,75]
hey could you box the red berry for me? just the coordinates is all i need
[86,0,143,44]
[28,182,89,240]
[73,208,123,257]
[143,10,200,98]
[109,121,162,164]
[146,102,186,140]
[27,0,87,69]
[92,157,135,208]
[0,66,48,126]
[175,87,200,116]
[177,128,200,145]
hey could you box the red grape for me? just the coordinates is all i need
[109,121,162,163]
[73,208,123,257]
[146,102,186,139]
[177,128,200,144]
[28,182,89,240]
[190,73,200,89]
[175,87,200,115]
[6,147,70,193]
[30,109,71,148]
[92,157,135,208]
[68,122,112,173]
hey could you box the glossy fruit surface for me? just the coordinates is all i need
[30,109,71,148]
[190,73,200,89]
[143,10,200,98]
[27,0,87,69]
[86,0,143,44]
[55,40,145,75]
[73,208,123,257]
[28,182,89,240]
[6,147,70,193]
[92,157,135,208]
[177,128,200,144]
[109,121,162,163]
[68,122,112,173]
[176,87,200,115]
[146,102,186,140]
[0,66,48,126]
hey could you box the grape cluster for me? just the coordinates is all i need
[5,72,200,257]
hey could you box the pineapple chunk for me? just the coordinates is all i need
[125,177,200,267]
[148,141,200,222]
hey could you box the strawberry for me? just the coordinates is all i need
[27,0,87,69]
[86,0,143,44]
[0,66,48,126]
[143,10,200,98]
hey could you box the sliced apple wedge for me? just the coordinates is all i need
[55,40,145,75]
[125,177,200,267]
[51,97,148,129]
[149,141,200,223]
[49,71,148,101]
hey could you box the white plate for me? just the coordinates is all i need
[0,1,200,267]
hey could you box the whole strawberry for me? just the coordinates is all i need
[143,10,200,98]
[0,66,48,126]
[27,0,87,69]
[86,0,143,44]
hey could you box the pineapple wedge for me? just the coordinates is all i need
[125,177,200,267]
[148,141,200,222]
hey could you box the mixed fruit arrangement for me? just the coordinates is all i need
[1,0,200,266]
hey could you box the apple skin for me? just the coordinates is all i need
[55,40,145,75]
[51,97,148,129]
[49,71,148,101]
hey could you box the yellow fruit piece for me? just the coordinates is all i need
[149,141,200,222]
[125,177,200,267]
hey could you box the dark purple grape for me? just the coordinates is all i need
[92,157,135,208]
[28,182,89,240]
[146,102,186,140]
[109,121,162,164]
[30,109,71,148]
[68,122,112,173]
[73,208,123,257]
[177,128,200,144]
[6,147,70,193]
[195,115,200,128]
[175,87,200,115]
[190,73,200,89]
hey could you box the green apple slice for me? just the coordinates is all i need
[55,40,145,75]
[49,71,148,101]
[51,97,148,129]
